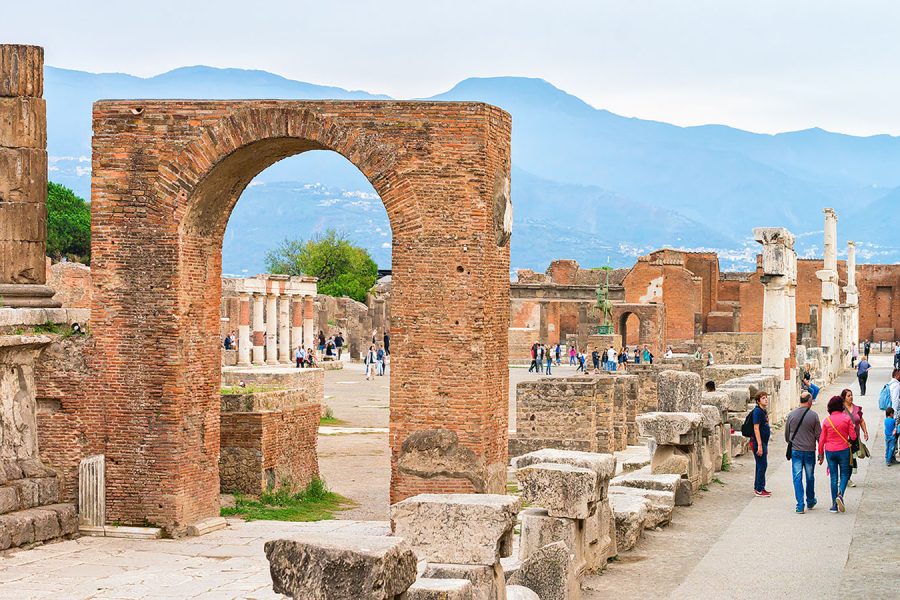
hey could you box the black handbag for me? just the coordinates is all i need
[786,407,811,460]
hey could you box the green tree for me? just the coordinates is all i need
[46,182,90,263]
[265,229,378,302]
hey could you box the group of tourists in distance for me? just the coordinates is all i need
[527,342,657,375]
[750,339,900,515]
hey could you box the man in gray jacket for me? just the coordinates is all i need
[785,391,822,514]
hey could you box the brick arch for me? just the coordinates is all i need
[612,303,666,355]
[88,100,512,533]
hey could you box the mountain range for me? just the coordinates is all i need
[43,65,900,274]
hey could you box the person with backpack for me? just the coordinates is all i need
[818,395,858,513]
[744,391,772,497]
[884,408,897,466]
[784,391,821,513]
[856,355,871,395]
[889,368,900,417]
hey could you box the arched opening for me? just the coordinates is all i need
[620,312,641,347]
[217,150,392,521]
[89,101,511,532]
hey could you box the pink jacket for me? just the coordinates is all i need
[819,411,857,454]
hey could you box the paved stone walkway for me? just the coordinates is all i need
[588,354,892,600]
[0,519,388,599]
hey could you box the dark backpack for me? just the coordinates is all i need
[741,409,755,438]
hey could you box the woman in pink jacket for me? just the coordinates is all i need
[818,395,858,513]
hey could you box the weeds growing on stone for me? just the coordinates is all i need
[221,478,353,522]
[319,405,345,426]
[721,453,731,472]
[712,477,725,486]
[699,484,709,492]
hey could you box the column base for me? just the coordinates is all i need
[0,284,62,308]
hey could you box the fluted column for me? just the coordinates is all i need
[251,293,265,365]
[266,291,279,365]
[846,241,859,349]
[303,295,315,352]
[291,294,303,355]
[278,294,291,363]
[237,292,251,366]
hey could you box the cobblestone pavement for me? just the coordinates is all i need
[0,519,389,599]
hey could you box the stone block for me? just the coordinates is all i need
[0,97,46,148]
[519,508,583,566]
[511,449,616,482]
[10,478,38,509]
[405,578,473,600]
[620,456,650,473]
[516,463,596,519]
[608,494,649,551]
[0,510,34,548]
[657,370,701,412]
[610,472,682,497]
[0,485,18,514]
[650,445,691,477]
[608,486,674,529]
[1,460,23,480]
[674,479,694,506]
[391,494,520,566]
[0,45,43,97]
[423,563,505,600]
[636,412,703,445]
[43,503,77,535]
[583,498,616,571]
[508,541,579,600]
[35,476,59,505]
[18,458,54,478]
[264,533,418,600]
[731,433,749,457]
[700,405,722,432]
[505,586,539,600]
[30,508,60,541]
[0,147,46,203]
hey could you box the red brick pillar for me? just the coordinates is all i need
[302,295,315,351]
[290,294,303,355]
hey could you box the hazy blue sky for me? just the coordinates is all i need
[4,1,900,135]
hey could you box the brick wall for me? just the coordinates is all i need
[697,332,762,364]
[220,390,319,495]
[89,100,510,531]
[857,264,900,343]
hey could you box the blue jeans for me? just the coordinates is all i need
[791,450,816,510]
[545,360,552,375]
[808,383,820,399]
[569,355,575,365]
[825,448,851,506]
[752,440,768,492]
[886,436,897,465]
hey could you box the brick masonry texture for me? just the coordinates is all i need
[88,100,511,531]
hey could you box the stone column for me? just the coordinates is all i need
[290,294,303,355]
[754,227,798,420]
[278,294,291,363]
[265,291,279,365]
[816,209,839,363]
[303,295,315,352]
[845,241,859,351]
[237,292,251,366]
[0,45,59,307]
[252,293,265,365]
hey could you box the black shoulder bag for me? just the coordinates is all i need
[786,408,811,460]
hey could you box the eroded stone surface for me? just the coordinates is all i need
[405,578,474,600]
[264,533,417,600]
[505,586,539,600]
[511,449,616,482]
[657,370,701,413]
[519,508,583,565]
[516,463,596,519]
[608,494,649,552]
[423,563,506,600]
[636,412,703,445]
[608,486,674,529]
[391,494,520,565]
[508,541,579,600]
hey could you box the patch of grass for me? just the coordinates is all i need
[721,453,731,472]
[221,478,354,522]
[712,478,725,486]
[220,384,285,395]
[31,321,64,335]
[699,484,710,492]
[319,405,346,426]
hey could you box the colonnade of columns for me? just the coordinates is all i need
[228,275,318,367]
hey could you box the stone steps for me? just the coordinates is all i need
[0,503,77,550]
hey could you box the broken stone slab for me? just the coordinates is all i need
[609,472,693,507]
[608,493,650,552]
[608,486,674,529]
[620,456,650,473]
[519,508,583,566]
[405,578,473,600]
[649,445,692,477]
[516,463,596,519]
[657,370,701,412]
[508,541,580,600]
[636,412,703,445]
[391,494,520,566]
[505,586,539,600]
[511,449,616,482]
[0,486,18,514]
[264,533,418,600]
[731,433,749,457]
[423,563,506,600]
